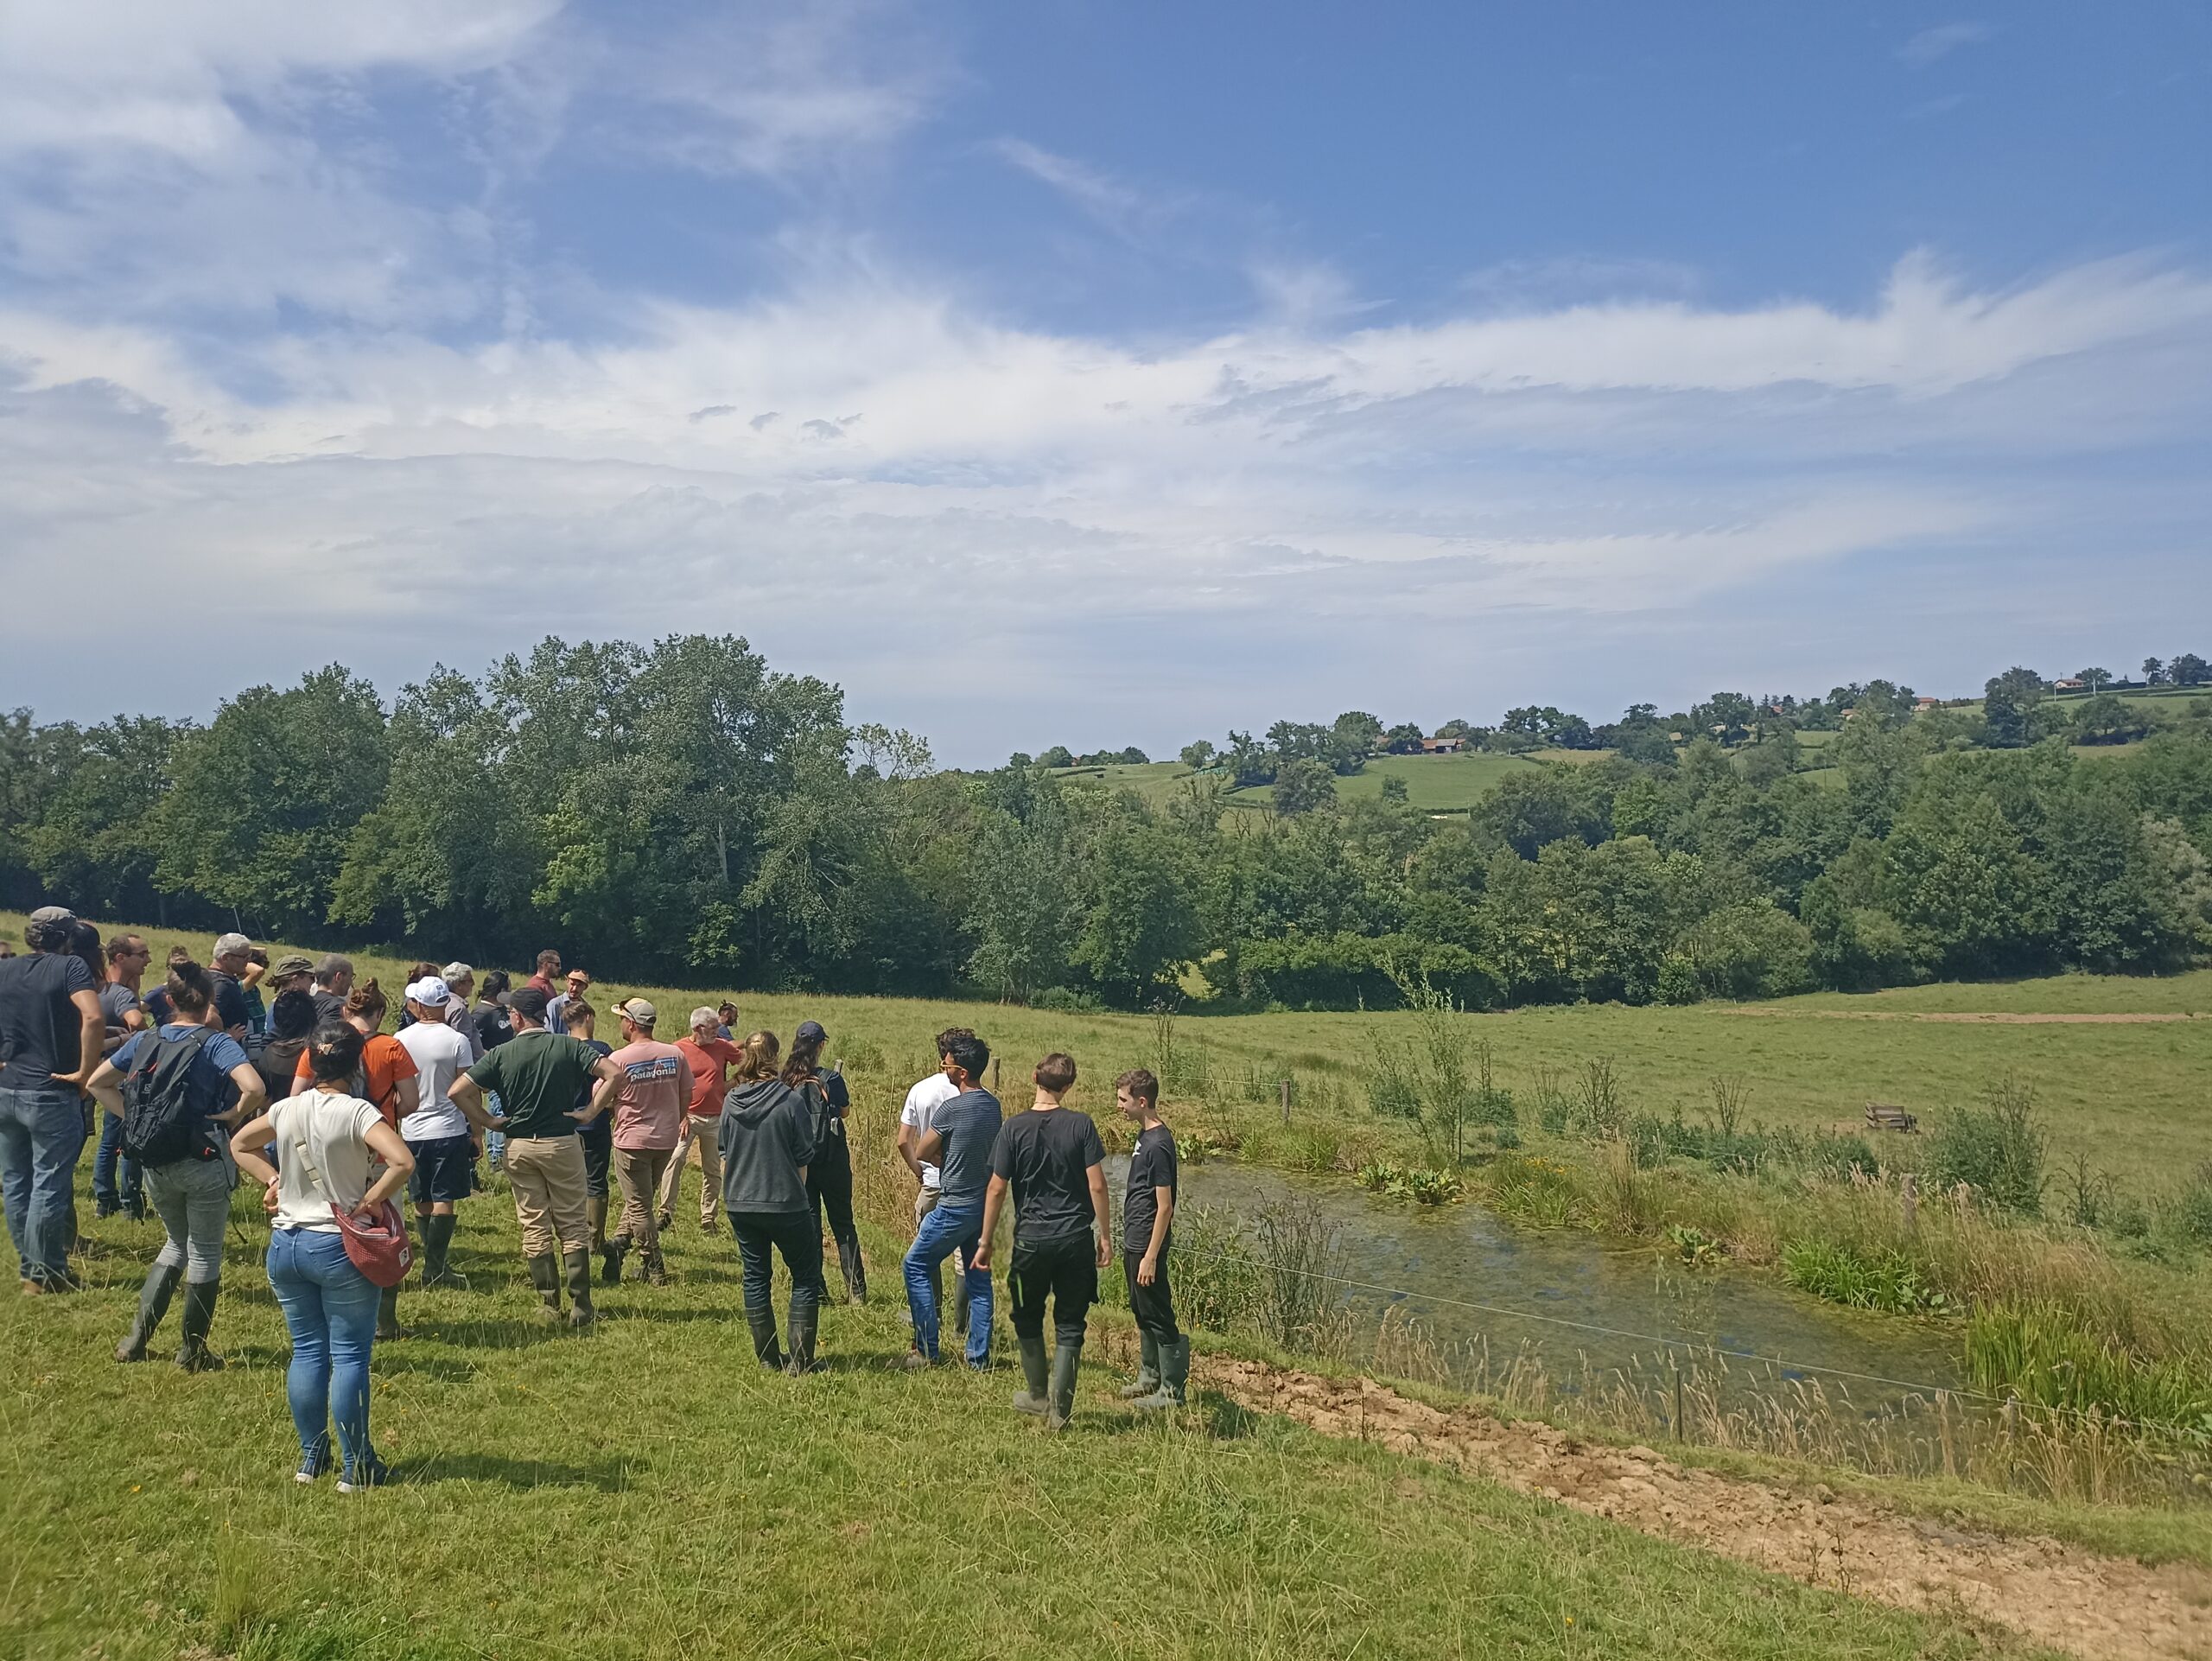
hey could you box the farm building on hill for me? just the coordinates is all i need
[2051,678,2087,691]
[1421,735,1466,754]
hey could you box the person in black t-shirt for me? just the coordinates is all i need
[0,906,106,1291]
[973,1052,1109,1429]
[1114,1066,1185,1407]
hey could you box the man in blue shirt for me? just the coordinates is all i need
[904,1033,1001,1368]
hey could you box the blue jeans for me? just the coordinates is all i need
[903,1197,992,1365]
[0,1085,88,1284]
[268,1228,380,1473]
[94,1110,143,1212]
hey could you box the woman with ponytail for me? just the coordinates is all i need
[785,1021,863,1302]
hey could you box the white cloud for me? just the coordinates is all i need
[1897,22,1994,68]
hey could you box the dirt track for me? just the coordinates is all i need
[1198,1355,2212,1661]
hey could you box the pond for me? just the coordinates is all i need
[1125,1156,1965,1421]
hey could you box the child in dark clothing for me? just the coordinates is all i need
[1114,1067,1185,1407]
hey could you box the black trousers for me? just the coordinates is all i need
[1123,1247,1180,1342]
[806,1131,857,1248]
[729,1209,823,1321]
[1008,1231,1097,1345]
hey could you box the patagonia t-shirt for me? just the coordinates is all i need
[607,1038,693,1150]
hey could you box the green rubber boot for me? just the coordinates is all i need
[1045,1337,1083,1432]
[1132,1335,1189,1409]
[1118,1332,1161,1399]
[1012,1333,1050,1415]
[526,1254,563,1321]
[175,1279,226,1372]
[116,1261,181,1362]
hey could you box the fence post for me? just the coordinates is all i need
[1900,1172,1918,1232]
[1280,1078,1292,1125]
[1672,1361,1685,1441]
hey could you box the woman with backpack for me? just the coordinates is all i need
[86,961,269,1370]
[718,1031,822,1373]
[787,1021,864,1302]
[231,1021,415,1492]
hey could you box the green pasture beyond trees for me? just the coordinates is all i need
[3,1199,2032,1661]
[3,634,2210,1015]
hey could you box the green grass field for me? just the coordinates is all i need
[13,911,2210,1194]
[1054,750,1554,813]
[2,1190,2036,1661]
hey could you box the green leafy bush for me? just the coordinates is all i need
[1781,1240,1953,1314]
[1925,1074,2047,1214]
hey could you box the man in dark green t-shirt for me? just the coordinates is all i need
[450,984,622,1327]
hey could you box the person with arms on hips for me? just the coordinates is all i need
[972,1053,1110,1429]
[91,932,152,1220]
[0,906,105,1294]
[788,1021,863,1302]
[717,1031,822,1372]
[231,1021,416,1491]
[603,998,692,1288]
[448,983,623,1328]
[904,1032,1001,1370]
[1113,1067,1185,1408]
[88,961,266,1370]
[394,977,478,1291]
[662,1005,743,1235]
[896,1027,973,1350]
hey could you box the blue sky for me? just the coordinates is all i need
[2,2,2207,764]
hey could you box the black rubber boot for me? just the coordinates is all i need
[1046,1337,1083,1431]
[1012,1332,1050,1416]
[175,1279,226,1372]
[563,1250,595,1330]
[837,1238,867,1303]
[641,1245,669,1287]
[422,1213,465,1287]
[1119,1332,1161,1399]
[527,1253,563,1321]
[746,1307,785,1370]
[586,1195,607,1252]
[1133,1335,1189,1409]
[785,1304,819,1375]
[376,1282,402,1340]
[601,1232,630,1287]
[116,1261,182,1362]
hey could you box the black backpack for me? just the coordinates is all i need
[121,1028,221,1166]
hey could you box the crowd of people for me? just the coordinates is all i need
[0,907,1186,1491]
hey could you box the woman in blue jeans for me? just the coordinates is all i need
[231,1021,414,1491]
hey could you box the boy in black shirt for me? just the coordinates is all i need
[973,1052,1109,1429]
[1115,1067,1185,1408]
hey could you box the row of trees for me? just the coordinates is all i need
[4,636,2210,1009]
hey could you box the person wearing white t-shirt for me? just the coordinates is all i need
[396,977,477,1290]
[230,1021,414,1492]
[896,1027,972,1349]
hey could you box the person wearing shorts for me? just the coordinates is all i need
[396,977,477,1291]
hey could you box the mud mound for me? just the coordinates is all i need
[1202,1356,2212,1661]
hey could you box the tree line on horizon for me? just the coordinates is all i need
[2,634,2209,1012]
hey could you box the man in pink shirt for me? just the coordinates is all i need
[603,998,693,1287]
[662,1004,745,1234]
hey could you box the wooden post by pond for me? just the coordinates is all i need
[1280,1079,1293,1125]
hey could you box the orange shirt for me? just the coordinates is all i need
[676,1035,745,1117]
[295,1032,420,1128]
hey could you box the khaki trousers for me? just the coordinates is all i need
[655,1117,722,1229]
[617,1146,676,1257]
[506,1136,590,1259]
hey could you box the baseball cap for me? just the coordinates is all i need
[611,997,657,1026]
[690,1005,721,1029]
[271,953,314,977]
[405,976,453,1009]
[507,984,550,1020]
[796,1020,827,1042]
[214,932,252,958]
[441,961,474,982]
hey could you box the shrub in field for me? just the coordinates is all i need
[2168,1163,2212,1247]
[1480,1154,1587,1228]
[1364,1048,1422,1120]
[1034,985,1104,1013]
[1926,1073,2048,1214]
[1781,1240,1953,1314]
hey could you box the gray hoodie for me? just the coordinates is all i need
[718,1078,815,1215]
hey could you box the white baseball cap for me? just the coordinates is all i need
[405,976,453,1009]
